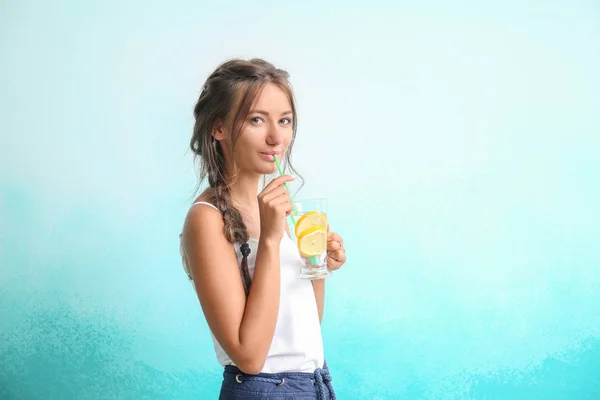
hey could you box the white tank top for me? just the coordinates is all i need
[180,201,325,373]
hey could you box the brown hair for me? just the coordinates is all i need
[190,58,301,296]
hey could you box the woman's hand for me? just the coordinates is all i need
[326,230,346,271]
[257,175,294,242]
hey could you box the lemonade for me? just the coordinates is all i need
[290,199,332,280]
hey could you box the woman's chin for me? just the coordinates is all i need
[250,160,277,175]
[258,164,278,175]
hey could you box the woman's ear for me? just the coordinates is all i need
[211,120,227,141]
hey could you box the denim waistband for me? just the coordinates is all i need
[223,363,336,400]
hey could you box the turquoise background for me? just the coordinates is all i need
[2,1,599,399]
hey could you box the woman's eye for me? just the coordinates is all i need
[250,117,263,124]
[280,118,292,125]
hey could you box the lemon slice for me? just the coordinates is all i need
[297,226,327,257]
[294,211,327,238]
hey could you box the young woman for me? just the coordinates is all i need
[180,58,346,399]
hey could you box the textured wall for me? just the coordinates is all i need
[2,1,599,399]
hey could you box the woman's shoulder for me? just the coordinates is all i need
[183,191,222,236]
[189,189,220,212]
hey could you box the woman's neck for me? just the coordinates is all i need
[227,172,262,236]
[228,171,261,210]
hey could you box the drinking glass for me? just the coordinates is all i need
[289,198,332,280]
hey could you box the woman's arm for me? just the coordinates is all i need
[312,280,325,323]
[312,230,347,324]
[182,206,281,375]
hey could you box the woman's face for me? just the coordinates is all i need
[218,83,294,177]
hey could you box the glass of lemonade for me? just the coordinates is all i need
[289,198,332,280]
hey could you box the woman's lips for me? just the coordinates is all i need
[259,151,280,161]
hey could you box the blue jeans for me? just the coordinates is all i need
[218,363,336,400]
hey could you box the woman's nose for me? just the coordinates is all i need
[266,121,283,145]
